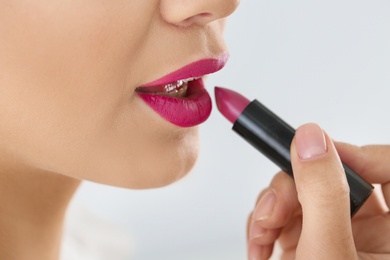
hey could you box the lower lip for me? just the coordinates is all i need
[136,78,212,127]
[214,87,374,216]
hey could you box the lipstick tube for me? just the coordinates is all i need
[234,99,373,216]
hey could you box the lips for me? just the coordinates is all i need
[136,54,228,127]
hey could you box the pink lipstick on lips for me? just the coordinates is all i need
[215,87,373,216]
[136,54,229,127]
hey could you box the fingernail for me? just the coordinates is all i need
[253,189,276,221]
[249,223,266,240]
[295,123,327,160]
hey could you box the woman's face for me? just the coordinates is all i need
[0,1,239,188]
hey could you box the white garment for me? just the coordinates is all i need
[60,201,134,260]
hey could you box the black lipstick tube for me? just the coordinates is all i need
[233,99,374,216]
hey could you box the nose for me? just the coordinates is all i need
[160,0,240,27]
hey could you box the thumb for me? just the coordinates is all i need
[291,123,357,259]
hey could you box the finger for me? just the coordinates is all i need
[248,205,282,248]
[252,172,300,229]
[278,214,302,252]
[247,242,274,260]
[248,211,281,245]
[291,123,357,259]
[247,214,275,260]
[246,212,252,241]
[334,143,390,183]
[247,213,277,260]
[335,143,390,210]
[281,249,296,260]
[352,214,390,253]
[249,225,281,246]
[248,172,301,249]
[352,187,385,219]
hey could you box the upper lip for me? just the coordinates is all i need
[142,53,229,87]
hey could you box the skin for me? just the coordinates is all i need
[0,1,239,259]
[0,0,239,189]
[247,123,390,259]
[5,2,386,260]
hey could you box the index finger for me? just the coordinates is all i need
[335,143,390,210]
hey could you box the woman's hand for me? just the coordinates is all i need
[247,123,390,259]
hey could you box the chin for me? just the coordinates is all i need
[136,154,198,189]
[127,126,201,189]
[78,128,201,190]
[131,141,200,189]
[95,148,199,190]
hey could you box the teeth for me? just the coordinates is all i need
[163,77,200,97]
[137,77,200,98]
[182,77,200,83]
[163,80,188,97]
[164,80,183,92]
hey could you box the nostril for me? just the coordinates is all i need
[181,13,213,27]
[198,13,212,18]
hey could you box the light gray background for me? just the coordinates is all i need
[68,1,390,259]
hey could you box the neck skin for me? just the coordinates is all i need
[0,155,80,260]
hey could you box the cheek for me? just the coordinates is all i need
[0,2,199,188]
[0,1,153,89]
[0,2,141,163]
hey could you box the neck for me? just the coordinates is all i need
[0,157,80,260]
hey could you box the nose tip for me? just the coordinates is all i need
[160,0,240,27]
